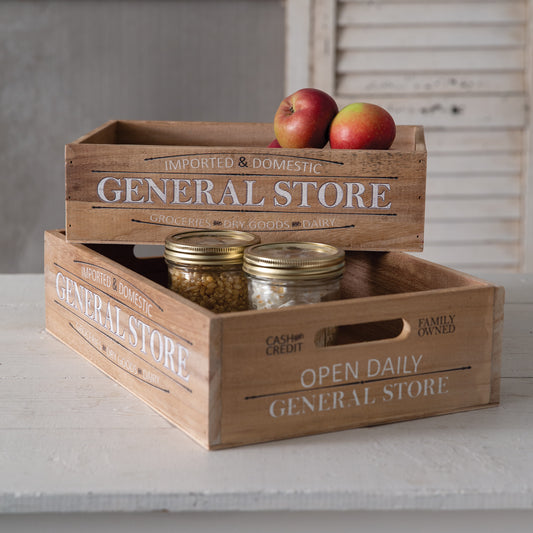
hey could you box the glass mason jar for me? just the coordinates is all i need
[243,242,345,345]
[164,230,260,313]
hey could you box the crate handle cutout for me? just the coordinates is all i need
[315,318,409,348]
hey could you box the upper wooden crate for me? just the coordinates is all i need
[65,120,427,250]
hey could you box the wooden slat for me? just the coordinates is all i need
[426,176,521,197]
[338,1,526,26]
[337,72,524,96]
[424,129,523,153]
[337,49,524,73]
[336,95,527,129]
[425,198,521,220]
[416,243,521,268]
[338,24,526,49]
[427,153,522,175]
[424,220,521,243]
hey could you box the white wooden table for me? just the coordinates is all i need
[1,273,532,532]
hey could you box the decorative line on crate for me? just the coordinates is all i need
[244,365,472,400]
[91,170,390,179]
[68,321,172,394]
[55,299,193,394]
[129,217,358,232]
[90,169,400,180]
[142,151,346,165]
[54,262,193,346]
[74,259,163,313]
[90,205,398,217]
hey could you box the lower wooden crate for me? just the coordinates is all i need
[44,230,503,449]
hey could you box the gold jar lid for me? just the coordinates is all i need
[164,230,260,265]
[243,242,345,280]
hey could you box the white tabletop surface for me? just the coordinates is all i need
[1,272,532,528]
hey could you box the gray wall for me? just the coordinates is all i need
[1,0,285,273]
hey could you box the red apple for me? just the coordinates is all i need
[268,139,281,148]
[329,103,396,150]
[274,88,338,148]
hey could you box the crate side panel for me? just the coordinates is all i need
[65,124,426,250]
[44,230,212,448]
[71,120,118,144]
[217,285,497,447]
[341,250,489,299]
[489,285,505,403]
[115,120,276,147]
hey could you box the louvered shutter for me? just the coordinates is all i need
[286,0,532,272]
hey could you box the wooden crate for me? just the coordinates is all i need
[44,230,503,450]
[65,120,426,251]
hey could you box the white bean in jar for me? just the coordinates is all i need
[243,242,345,346]
[247,276,341,310]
